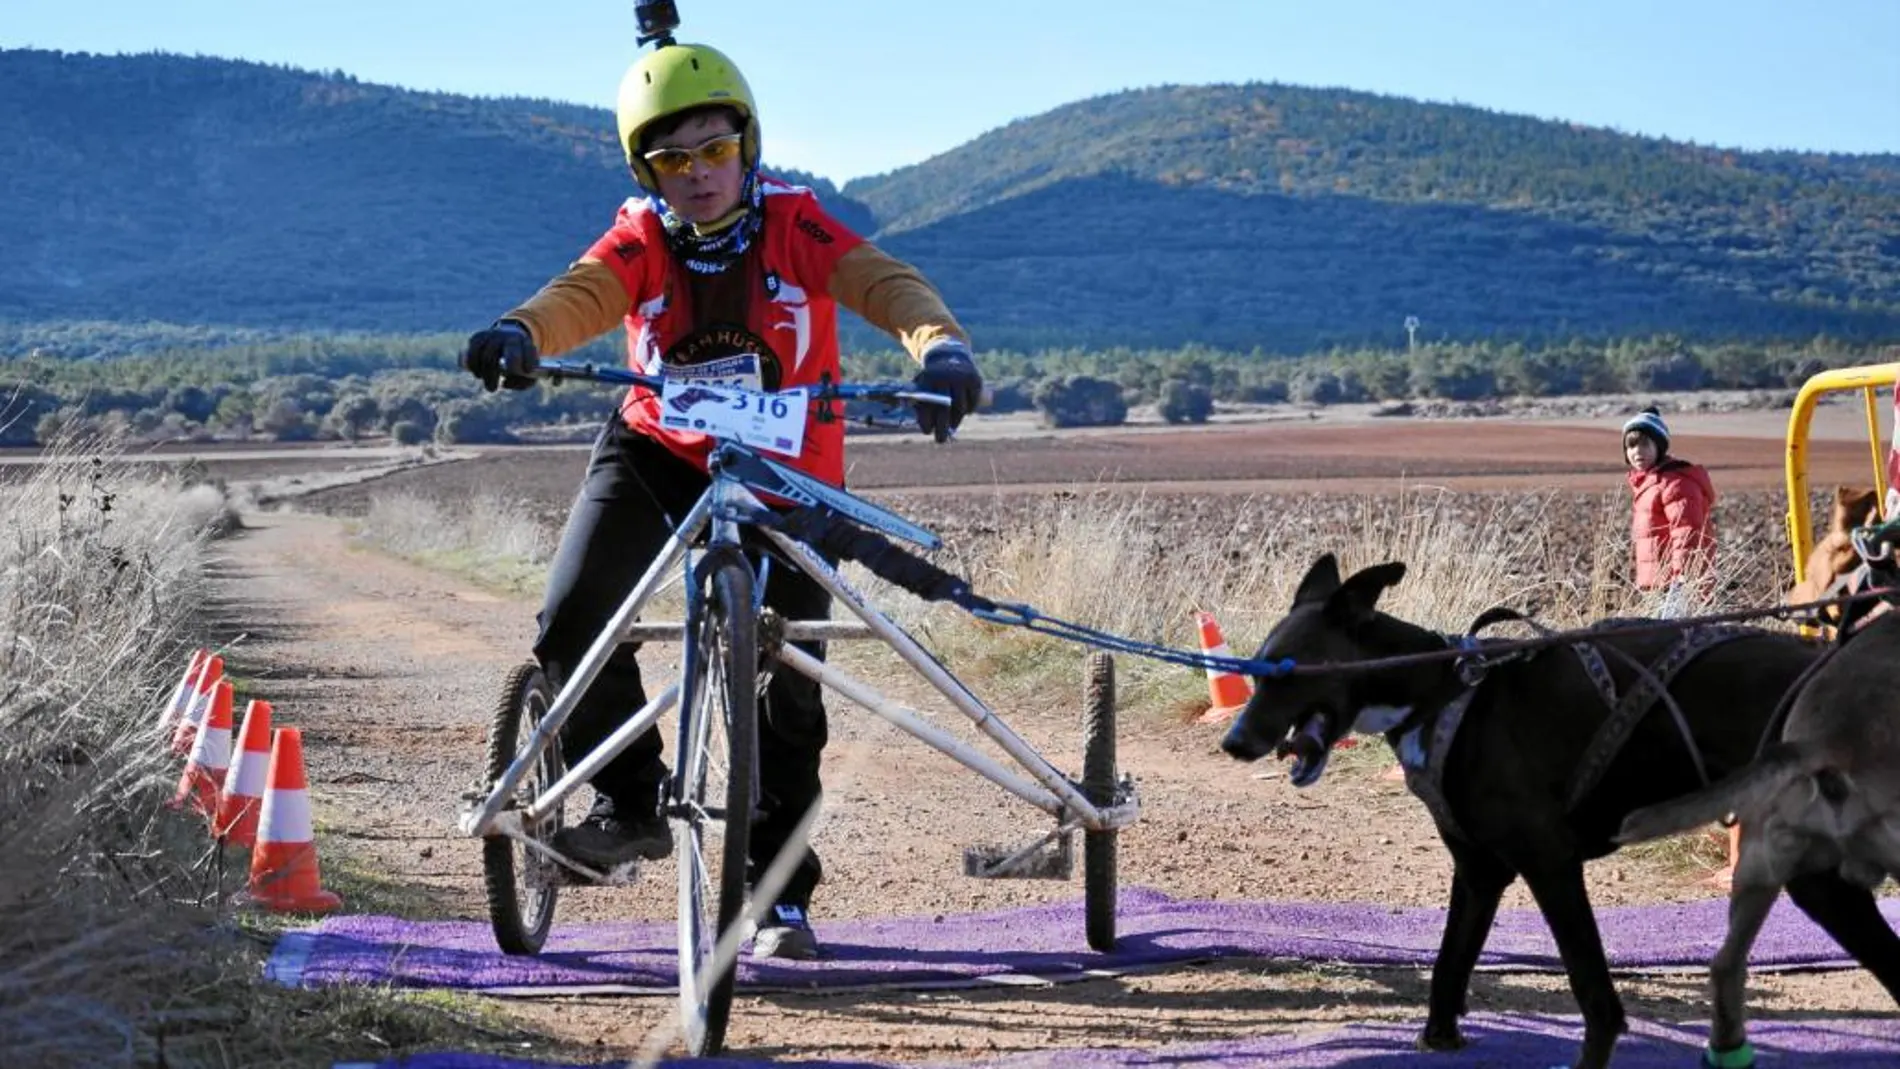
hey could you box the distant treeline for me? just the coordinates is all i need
[2,324,1890,446]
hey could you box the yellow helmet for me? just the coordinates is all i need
[615,43,760,192]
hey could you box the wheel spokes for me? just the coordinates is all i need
[672,560,759,1057]
[520,690,562,915]
[678,610,737,1044]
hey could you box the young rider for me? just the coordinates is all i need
[460,40,982,959]
[1622,405,1716,614]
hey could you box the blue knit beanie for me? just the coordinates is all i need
[1621,405,1670,455]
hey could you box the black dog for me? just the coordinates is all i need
[1220,555,1898,1069]
[1620,610,1900,1065]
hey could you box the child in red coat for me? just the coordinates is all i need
[1623,406,1717,608]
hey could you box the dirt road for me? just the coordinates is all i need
[214,509,1892,1063]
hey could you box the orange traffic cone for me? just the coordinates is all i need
[247,728,341,913]
[156,648,208,734]
[216,699,274,847]
[1194,611,1255,724]
[172,679,234,820]
[171,653,225,756]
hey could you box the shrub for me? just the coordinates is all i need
[1158,378,1214,423]
[1035,375,1128,428]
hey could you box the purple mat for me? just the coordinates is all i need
[275,888,1900,996]
[339,1014,1900,1068]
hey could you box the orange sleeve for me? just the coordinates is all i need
[502,258,634,357]
[826,243,969,363]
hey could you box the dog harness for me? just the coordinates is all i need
[1563,625,1754,810]
[1396,686,1477,839]
[1396,622,1754,840]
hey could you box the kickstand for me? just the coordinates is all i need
[516,830,621,886]
[963,821,1080,879]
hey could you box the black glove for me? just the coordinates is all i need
[460,321,539,392]
[912,344,982,443]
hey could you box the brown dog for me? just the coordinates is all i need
[1789,486,1880,613]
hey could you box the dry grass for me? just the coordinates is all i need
[342,482,1792,719]
[944,482,1786,642]
[0,440,506,1068]
[352,491,556,597]
[895,485,1711,713]
[358,491,553,563]
[0,436,236,1067]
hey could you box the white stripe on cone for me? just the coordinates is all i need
[183,670,220,733]
[258,787,315,845]
[1203,636,1250,693]
[181,690,208,731]
[224,747,269,800]
[184,658,221,725]
[186,720,232,778]
[158,665,198,731]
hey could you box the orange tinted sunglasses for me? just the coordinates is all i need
[642,132,744,177]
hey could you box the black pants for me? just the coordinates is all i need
[534,418,828,908]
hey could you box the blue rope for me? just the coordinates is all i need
[964,581,1900,682]
[968,602,1298,678]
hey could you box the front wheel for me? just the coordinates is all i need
[482,662,563,955]
[1082,652,1118,952]
[673,551,758,1057]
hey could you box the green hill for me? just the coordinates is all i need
[0,48,871,337]
[2,49,1896,354]
[847,83,1900,349]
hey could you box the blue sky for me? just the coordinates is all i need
[7,0,1897,182]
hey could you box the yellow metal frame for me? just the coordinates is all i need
[1784,361,1900,590]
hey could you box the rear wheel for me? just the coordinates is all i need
[1082,652,1118,952]
[673,552,758,1057]
[482,662,563,955]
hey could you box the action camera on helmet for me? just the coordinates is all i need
[635,0,682,47]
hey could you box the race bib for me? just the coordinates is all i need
[662,353,764,392]
[659,379,808,458]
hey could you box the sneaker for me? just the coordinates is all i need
[551,794,672,868]
[751,903,820,960]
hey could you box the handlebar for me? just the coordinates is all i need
[531,358,951,410]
